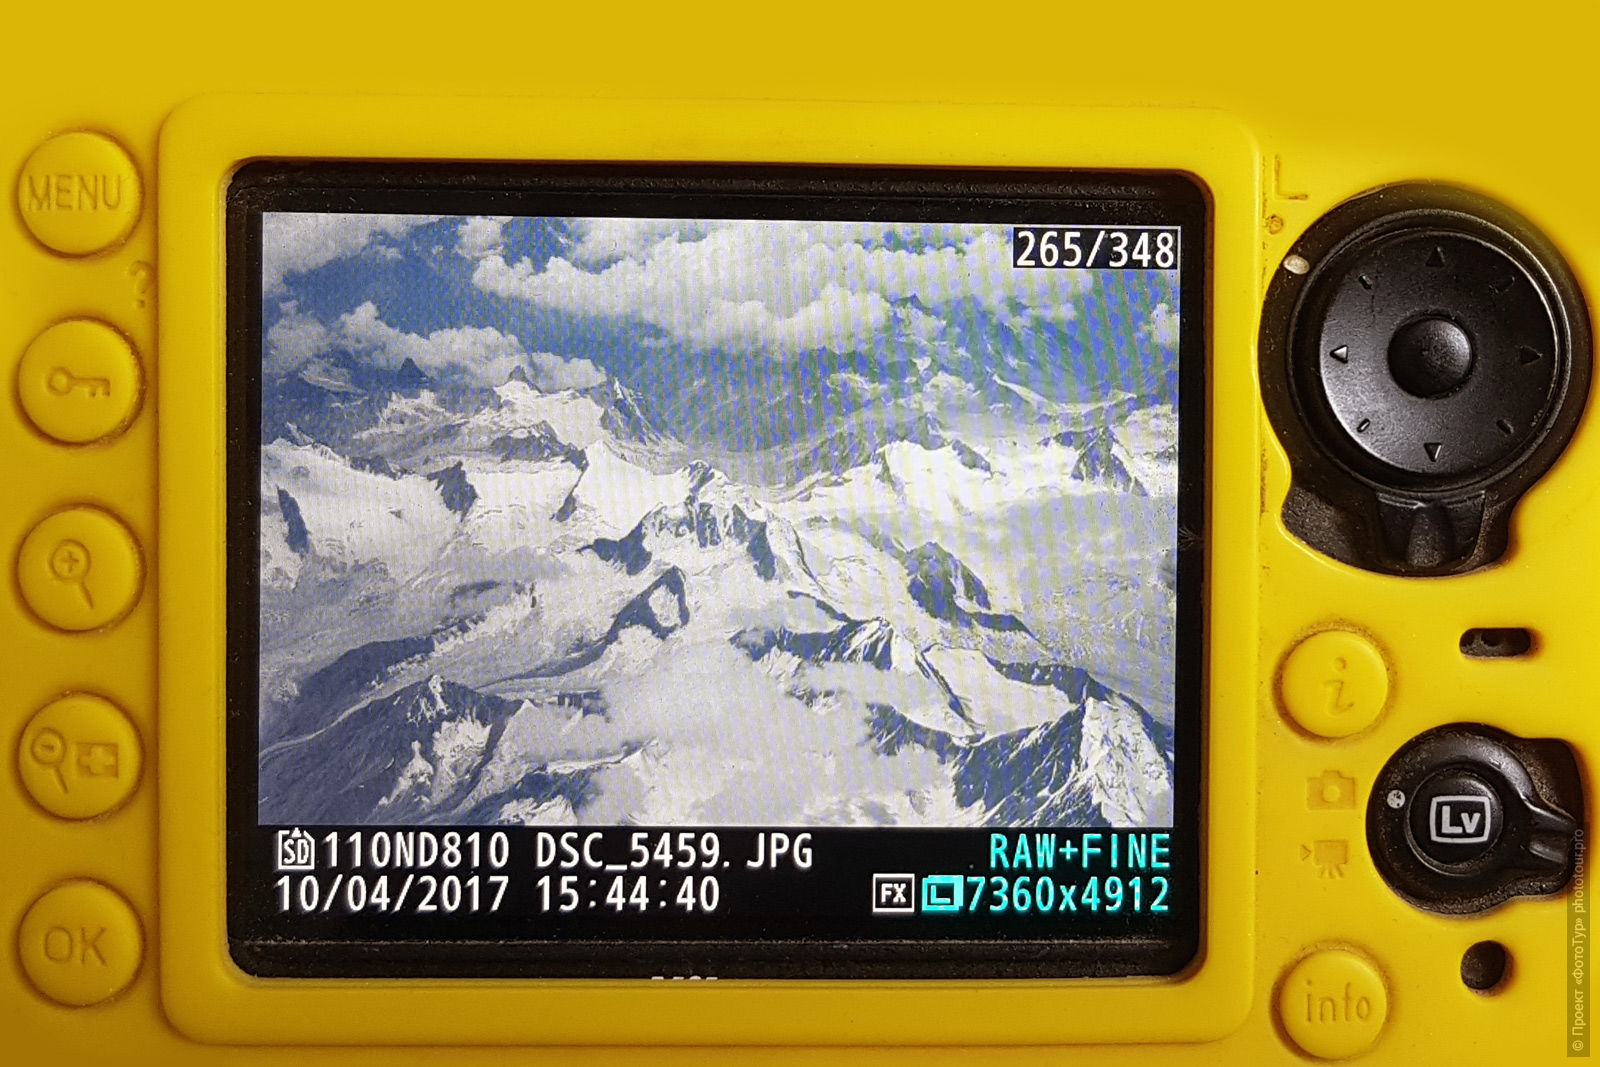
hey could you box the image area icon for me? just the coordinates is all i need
[920,875,964,913]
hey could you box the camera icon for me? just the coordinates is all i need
[1306,770,1357,810]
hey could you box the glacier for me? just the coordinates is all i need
[256,348,1180,829]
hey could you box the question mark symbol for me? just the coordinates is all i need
[128,261,154,309]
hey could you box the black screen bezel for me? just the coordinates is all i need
[225,163,1209,979]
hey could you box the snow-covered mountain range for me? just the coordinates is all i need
[257,349,1180,828]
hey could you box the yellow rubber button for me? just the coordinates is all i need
[18,881,143,1006]
[1279,630,1390,739]
[18,694,142,820]
[1278,949,1389,1059]
[16,132,142,256]
[16,507,144,632]
[17,320,143,444]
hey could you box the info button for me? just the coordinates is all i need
[1277,949,1389,1059]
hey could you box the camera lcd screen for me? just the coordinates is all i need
[226,166,1205,978]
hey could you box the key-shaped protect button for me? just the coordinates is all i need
[17,320,143,444]
[46,366,113,397]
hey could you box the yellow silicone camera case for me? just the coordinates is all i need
[3,1,1597,1062]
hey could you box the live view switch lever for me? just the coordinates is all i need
[1367,725,1584,914]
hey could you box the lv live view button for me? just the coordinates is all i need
[1408,769,1504,866]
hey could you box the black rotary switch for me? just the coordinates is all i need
[1259,185,1592,576]
[1368,725,1583,914]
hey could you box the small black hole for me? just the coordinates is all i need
[1461,941,1509,992]
[1460,627,1534,658]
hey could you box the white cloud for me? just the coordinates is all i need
[455,216,512,261]
[473,220,1093,360]
[565,217,714,267]
[336,302,525,386]
[264,300,525,386]
[264,301,335,377]
[264,301,611,392]
[1144,302,1180,350]
[528,351,607,390]
[261,212,440,293]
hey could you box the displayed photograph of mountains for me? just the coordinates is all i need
[255,211,1183,829]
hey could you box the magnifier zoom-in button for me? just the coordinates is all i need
[16,507,143,631]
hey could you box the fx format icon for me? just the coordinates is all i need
[872,873,916,914]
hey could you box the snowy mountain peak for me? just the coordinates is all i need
[394,357,432,391]
[1070,426,1147,496]
[583,377,672,446]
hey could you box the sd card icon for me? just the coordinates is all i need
[920,874,964,913]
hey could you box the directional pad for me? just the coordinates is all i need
[1259,185,1591,574]
[1313,231,1559,478]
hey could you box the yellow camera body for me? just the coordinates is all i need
[4,3,1598,1063]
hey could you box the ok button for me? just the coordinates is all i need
[18,881,143,1006]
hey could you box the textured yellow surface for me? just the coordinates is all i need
[3,0,1598,1061]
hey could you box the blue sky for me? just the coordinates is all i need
[261,212,1181,446]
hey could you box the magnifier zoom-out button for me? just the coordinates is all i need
[18,694,142,820]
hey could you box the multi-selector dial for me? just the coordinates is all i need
[1260,185,1592,575]
[1311,230,1559,478]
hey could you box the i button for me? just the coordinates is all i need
[1279,630,1391,738]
